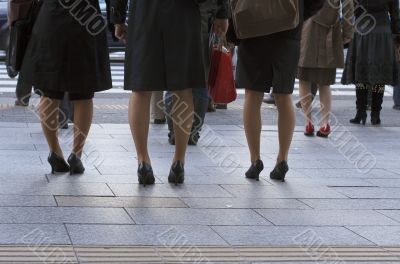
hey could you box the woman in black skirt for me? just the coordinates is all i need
[238,0,324,182]
[342,0,400,125]
[20,0,112,174]
[111,0,214,185]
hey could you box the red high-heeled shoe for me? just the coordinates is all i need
[316,124,331,138]
[304,122,315,137]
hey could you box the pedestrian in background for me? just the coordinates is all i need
[394,85,400,110]
[112,0,219,185]
[150,91,166,124]
[164,0,230,146]
[237,0,324,182]
[342,0,400,125]
[19,0,112,174]
[299,0,354,137]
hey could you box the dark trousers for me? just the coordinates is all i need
[15,74,32,104]
[394,85,400,106]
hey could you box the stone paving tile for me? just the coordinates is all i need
[55,196,187,208]
[47,173,163,184]
[0,224,70,245]
[0,207,133,224]
[296,168,400,179]
[212,226,373,246]
[126,208,271,226]
[182,198,309,209]
[386,168,400,175]
[347,226,400,245]
[0,195,56,207]
[299,199,400,210]
[108,184,233,198]
[0,182,114,196]
[0,144,35,151]
[284,160,334,169]
[221,185,347,199]
[374,160,400,169]
[255,209,400,226]
[66,224,228,246]
[272,177,376,187]
[365,179,400,188]
[333,187,400,199]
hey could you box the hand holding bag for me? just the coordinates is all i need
[231,0,300,39]
[208,41,237,104]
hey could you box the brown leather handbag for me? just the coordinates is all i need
[231,0,300,39]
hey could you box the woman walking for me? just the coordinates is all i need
[299,0,354,137]
[342,0,400,125]
[19,0,112,174]
[111,0,221,185]
[237,0,324,182]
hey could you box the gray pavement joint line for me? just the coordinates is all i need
[343,225,379,247]
[209,225,234,248]
[218,184,237,199]
[105,183,117,198]
[375,210,400,225]
[295,199,315,209]
[63,223,80,263]
[122,207,137,225]
[252,208,276,226]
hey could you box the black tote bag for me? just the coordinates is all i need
[6,0,42,77]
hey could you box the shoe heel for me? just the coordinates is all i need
[245,160,264,181]
[48,152,70,174]
[168,161,185,185]
[362,116,367,125]
[138,162,155,187]
[270,161,289,182]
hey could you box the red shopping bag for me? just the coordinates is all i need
[208,45,237,104]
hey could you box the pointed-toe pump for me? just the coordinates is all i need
[137,162,155,186]
[168,161,185,185]
[245,159,264,181]
[316,124,331,138]
[67,153,85,175]
[48,152,70,174]
[304,122,315,137]
[270,160,289,182]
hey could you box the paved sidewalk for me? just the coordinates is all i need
[0,121,400,263]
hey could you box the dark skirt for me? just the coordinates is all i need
[297,67,337,85]
[124,0,206,91]
[341,24,399,86]
[20,0,112,94]
[236,36,301,94]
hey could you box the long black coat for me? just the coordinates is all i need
[20,0,112,94]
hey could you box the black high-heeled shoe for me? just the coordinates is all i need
[48,152,70,174]
[168,161,185,185]
[67,153,85,175]
[270,160,289,182]
[137,162,155,186]
[245,159,264,181]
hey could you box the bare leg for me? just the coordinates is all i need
[319,85,332,127]
[72,99,93,158]
[274,94,295,163]
[243,90,264,163]
[299,80,313,125]
[39,96,62,156]
[172,89,194,164]
[129,91,152,164]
